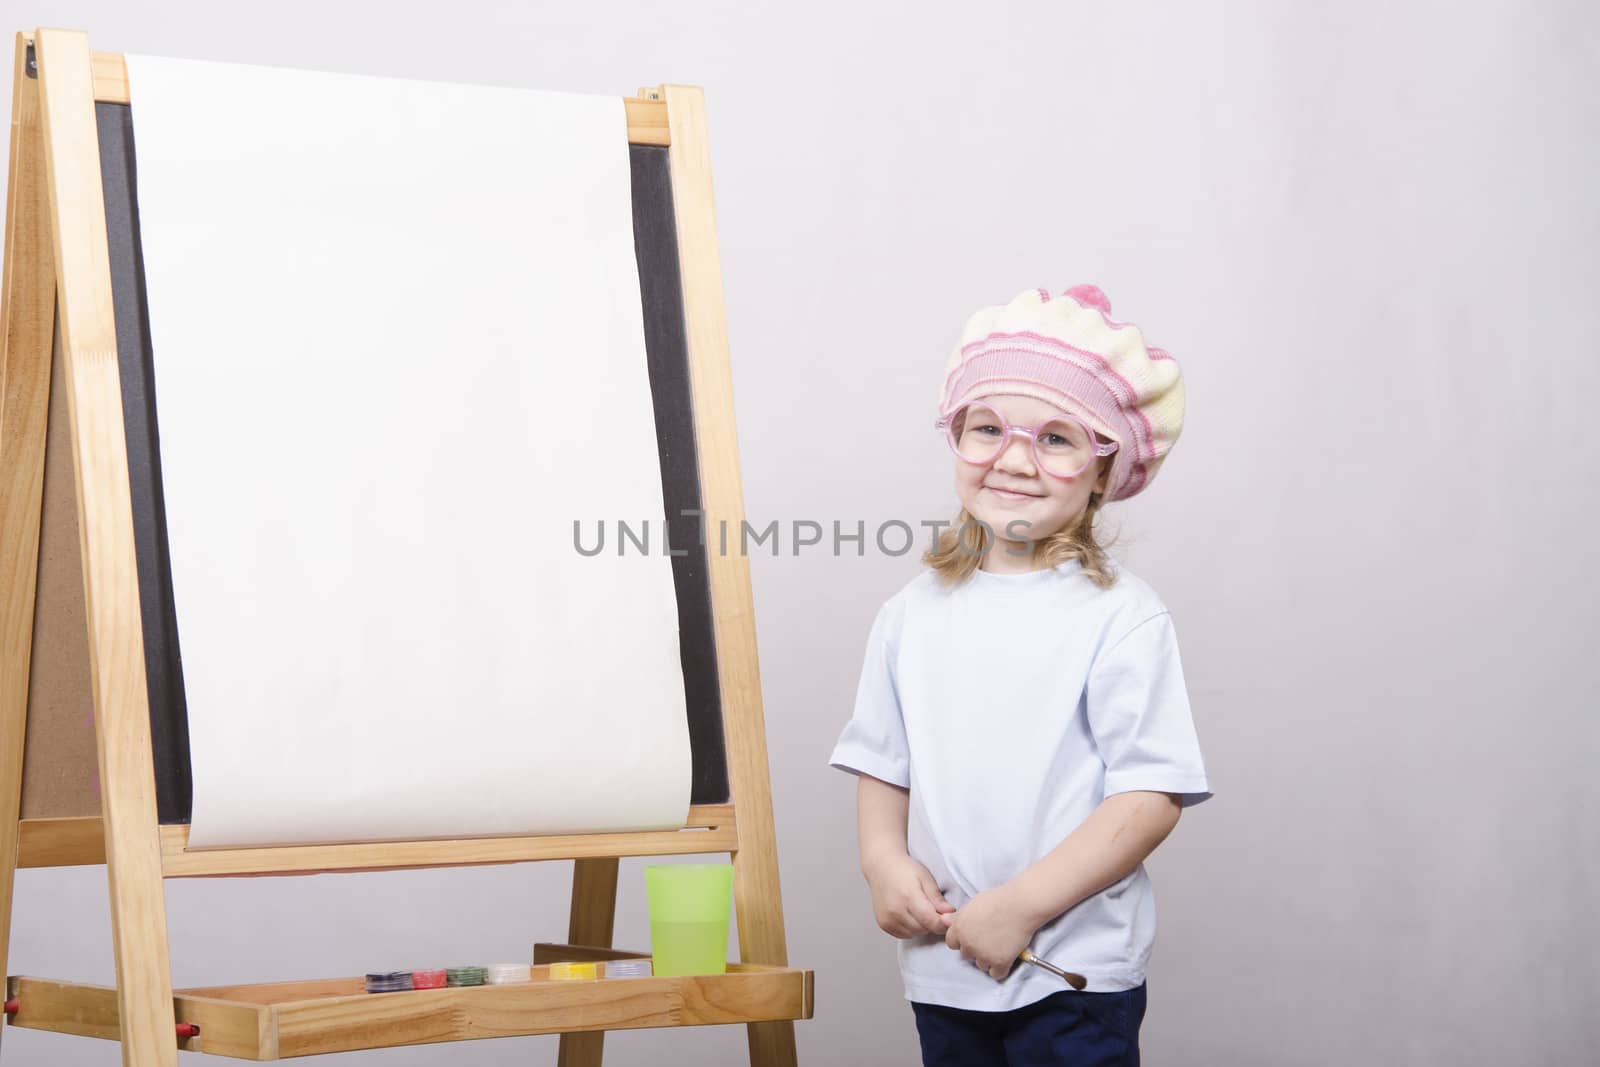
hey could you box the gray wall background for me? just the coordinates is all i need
[4,1,1596,1064]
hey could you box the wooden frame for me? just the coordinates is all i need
[0,28,805,1066]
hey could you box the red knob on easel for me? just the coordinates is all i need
[176,1022,200,1038]
[3,998,17,1016]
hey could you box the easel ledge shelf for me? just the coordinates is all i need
[6,945,813,1060]
[16,805,739,876]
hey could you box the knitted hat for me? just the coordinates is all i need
[937,284,1185,502]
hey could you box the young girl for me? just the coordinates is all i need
[829,285,1211,1066]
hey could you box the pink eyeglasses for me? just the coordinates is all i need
[934,401,1118,480]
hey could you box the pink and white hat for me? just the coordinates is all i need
[937,284,1185,502]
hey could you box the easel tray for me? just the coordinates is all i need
[5,949,813,1059]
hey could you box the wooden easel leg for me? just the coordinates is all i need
[733,847,799,1067]
[32,27,179,1067]
[1,30,62,1055]
[557,857,620,1067]
[659,82,800,1066]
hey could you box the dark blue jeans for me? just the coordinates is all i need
[911,984,1147,1066]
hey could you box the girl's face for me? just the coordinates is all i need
[951,394,1114,565]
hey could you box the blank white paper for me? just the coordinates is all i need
[122,54,692,848]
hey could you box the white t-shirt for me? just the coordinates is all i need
[829,557,1211,1011]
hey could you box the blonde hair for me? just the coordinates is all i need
[921,468,1121,591]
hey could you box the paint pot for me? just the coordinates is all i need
[486,963,531,985]
[604,959,653,979]
[412,969,447,990]
[364,971,413,994]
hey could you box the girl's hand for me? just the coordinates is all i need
[944,885,1040,980]
[863,854,956,939]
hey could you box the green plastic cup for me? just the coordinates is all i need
[645,863,734,977]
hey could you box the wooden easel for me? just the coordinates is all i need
[0,27,808,1066]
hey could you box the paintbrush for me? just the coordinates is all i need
[1018,949,1087,990]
